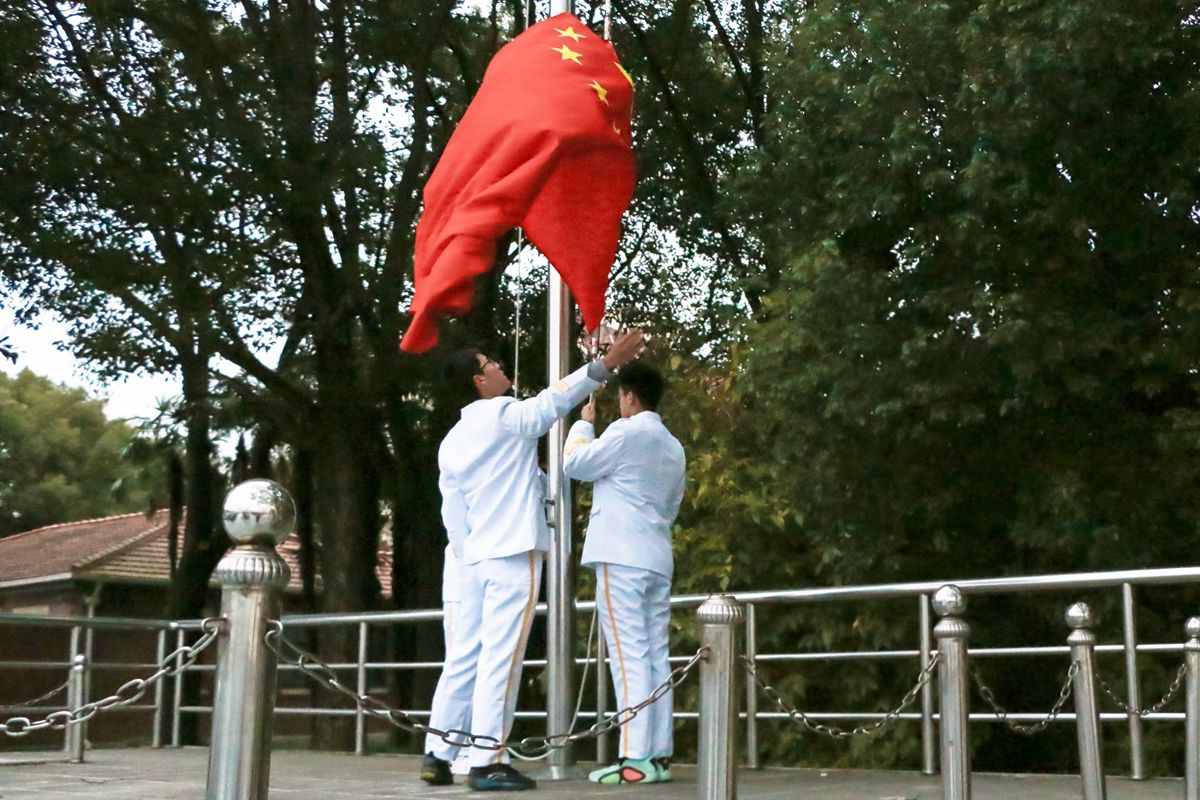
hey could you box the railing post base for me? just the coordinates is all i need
[697,595,743,800]
[1183,617,1200,800]
[1066,602,1107,800]
[204,480,294,800]
[933,585,971,800]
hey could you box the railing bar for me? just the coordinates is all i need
[1,566,1199,631]
[1122,582,1145,780]
[919,593,935,776]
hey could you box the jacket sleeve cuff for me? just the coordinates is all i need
[586,359,614,383]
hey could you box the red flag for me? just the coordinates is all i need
[399,13,636,353]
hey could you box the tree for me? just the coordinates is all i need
[0,0,537,746]
[0,370,160,536]
[677,0,1200,771]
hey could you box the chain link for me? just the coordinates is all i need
[1097,662,1188,717]
[512,649,705,759]
[0,619,222,737]
[0,678,72,711]
[971,659,1078,735]
[264,620,705,759]
[742,652,939,740]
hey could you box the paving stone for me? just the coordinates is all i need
[0,748,1185,799]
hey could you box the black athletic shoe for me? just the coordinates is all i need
[466,763,537,791]
[420,752,453,786]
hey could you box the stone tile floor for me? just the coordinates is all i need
[0,749,1184,799]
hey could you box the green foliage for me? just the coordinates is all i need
[738,0,1200,581]
[665,0,1200,772]
[0,370,161,536]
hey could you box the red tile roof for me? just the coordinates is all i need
[0,510,171,586]
[0,512,394,598]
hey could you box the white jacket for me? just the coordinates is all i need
[439,363,604,565]
[563,411,686,579]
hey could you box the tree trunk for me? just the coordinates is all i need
[164,351,228,744]
[387,419,444,741]
[312,385,383,750]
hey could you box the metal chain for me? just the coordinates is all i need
[0,678,72,711]
[509,603,600,761]
[264,620,706,760]
[971,659,1078,735]
[512,648,705,760]
[741,651,940,740]
[0,619,222,737]
[1097,662,1188,717]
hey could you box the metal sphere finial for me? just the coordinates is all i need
[1186,617,1200,640]
[1065,602,1093,630]
[222,479,295,546]
[932,584,967,617]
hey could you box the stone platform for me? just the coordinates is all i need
[0,748,1184,798]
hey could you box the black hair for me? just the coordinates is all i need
[616,360,664,410]
[443,347,484,409]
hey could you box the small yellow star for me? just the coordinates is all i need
[589,80,609,104]
[552,44,583,64]
[555,26,584,42]
[612,121,622,135]
[614,61,634,87]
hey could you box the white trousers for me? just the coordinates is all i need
[593,562,673,761]
[426,550,543,767]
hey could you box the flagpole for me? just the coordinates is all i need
[544,0,578,781]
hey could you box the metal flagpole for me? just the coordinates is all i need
[544,1,578,783]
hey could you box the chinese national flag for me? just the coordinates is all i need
[399,12,636,353]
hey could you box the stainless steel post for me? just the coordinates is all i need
[933,585,971,800]
[153,629,167,748]
[1066,602,1107,800]
[697,595,743,800]
[744,603,759,769]
[172,627,184,748]
[543,21,576,768]
[205,480,295,800]
[1121,583,1145,779]
[1184,616,1200,800]
[63,625,81,756]
[920,593,936,776]
[65,649,86,763]
[355,621,368,756]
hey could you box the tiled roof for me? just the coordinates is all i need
[0,510,172,586]
[0,512,394,598]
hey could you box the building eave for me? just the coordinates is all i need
[0,572,75,591]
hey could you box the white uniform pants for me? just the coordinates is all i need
[426,550,543,767]
[593,562,673,761]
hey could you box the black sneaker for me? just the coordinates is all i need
[466,763,537,791]
[420,752,453,786]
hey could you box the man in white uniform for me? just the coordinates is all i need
[440,545,472,776]
[562,361,686,785]
[420,330,645,792]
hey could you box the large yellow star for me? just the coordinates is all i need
[589,80,609,104]
[614,61,634,87]
[552,44,583,64]
[555,26,584,42]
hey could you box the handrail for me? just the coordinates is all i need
[5,565,1197,630]
[4,562,1200,774]
[0,613,172,630]
[672,564,1200,607]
